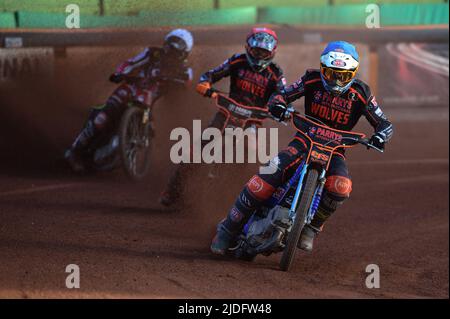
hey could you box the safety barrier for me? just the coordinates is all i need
[217,0,327,8]
[0,12,16,28]
[0,0,100,14]
[6,2,449,28]
[258,3,449,25]
[332,0,445,4]
[138,7,257,26]
[103,0,213,15]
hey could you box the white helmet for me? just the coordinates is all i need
[320,41,359,96]
[164,28,194,60]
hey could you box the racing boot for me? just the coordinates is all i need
[64,119,97,173]
[211,175,271,255]
[298,204,335,251]
[298,224,320,252]
[210,222,237,255]
[64,148,85,173]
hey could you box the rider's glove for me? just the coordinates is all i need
[369,133,385,150]
[196,81,213,97]
[109,73,124,83]
[268,94,288,121]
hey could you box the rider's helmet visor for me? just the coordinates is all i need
[320,65,357,86]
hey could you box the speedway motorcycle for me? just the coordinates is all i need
[81,76,184,181]
[205,90,279,178]
[210,91,273,130]
[80,100,153,181]
[229,111,384,271]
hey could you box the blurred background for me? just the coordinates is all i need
[0,1,448,298]
[0,0,448,170]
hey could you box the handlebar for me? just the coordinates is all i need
[356,138,384,153]
[339,136,384,153]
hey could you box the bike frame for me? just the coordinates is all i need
[213,92,270,131]
[269,114,367,225]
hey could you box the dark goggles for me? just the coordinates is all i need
[248,47,272,60]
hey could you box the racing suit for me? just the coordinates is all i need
[199,53,286,130]
[162,53,286,204]
[219,69,394,238]
[69,47,193,157]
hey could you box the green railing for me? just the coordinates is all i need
[1,1,448,28]
[258,3,449,25]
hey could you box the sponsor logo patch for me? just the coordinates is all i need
[230,207,244,222]
[331,59,346,67]
[348,92,358,101]
[374,107,384,117]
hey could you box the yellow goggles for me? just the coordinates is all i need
[321,65,358,85]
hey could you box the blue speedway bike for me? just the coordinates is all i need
[230,111,384,271]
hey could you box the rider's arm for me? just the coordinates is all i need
[281,76,307,104]
[199,54,245,84]
[354,80,393,144]
[163,61,194,86]
[114,47,152,78]
[268,69,317,109]
[363,95,394,144]
[197,54,240,96]
[266,71,308,120]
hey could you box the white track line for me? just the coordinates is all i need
[0,183,81,198]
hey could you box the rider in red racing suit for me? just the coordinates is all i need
[65,29,194,172]
[211,41,394,255]
[160,27,286,207]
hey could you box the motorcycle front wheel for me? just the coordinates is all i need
[279,168,319,272]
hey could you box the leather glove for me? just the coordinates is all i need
[109,73,124,83]
[268,94,288,121]
[196,81,213,97]
[369,133,385,150]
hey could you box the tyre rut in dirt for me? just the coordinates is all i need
[119,106,152,181]
[280,169,319,272]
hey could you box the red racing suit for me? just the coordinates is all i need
[102,46,193,127]
[71,47,192,153]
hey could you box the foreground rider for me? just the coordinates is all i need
[211,41,394,255]
[65,29,194,172]
[159,27,286,207]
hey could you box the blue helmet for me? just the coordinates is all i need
[320,41,359,96]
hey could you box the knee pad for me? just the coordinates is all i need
[325,176,352,198]
[246,175,276,202]
[320,176,352,213]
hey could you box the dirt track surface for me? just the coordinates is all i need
[0,38,448,299]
